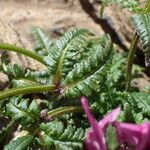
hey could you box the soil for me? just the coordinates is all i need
[0,0,103,39]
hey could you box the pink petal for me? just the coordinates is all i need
[114,122,150,150]
[81,96,96,126]
[136,122,150,150]
[114,122,140,147]
[84,141,101,150]
[99,107,121,129]
[81,96,107,150]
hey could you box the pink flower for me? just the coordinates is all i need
[114,122,150,150]
[81,96,120,150]
[81,96,150,150]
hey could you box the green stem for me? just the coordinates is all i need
[144,0,150,13]
[126,34,139,91]
[48,106,82,119]
[0,43,46,65]
[0,85,56,100]
[100,4,105,18]
[126,0,150,91]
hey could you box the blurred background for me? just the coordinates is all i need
[0,0,103,40]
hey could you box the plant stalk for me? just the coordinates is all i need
[144,0,150,13]
[47,106,83,119]
[126,34,139,91]
[0,85,56,100]
[0,43,46,65]
[126,0,150,91]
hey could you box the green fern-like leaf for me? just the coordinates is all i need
[4,134,34,150]
[5,96,40,126]
[44,28,93,84]
[127,92,150,116]
[62,35,113,98]
[0,52,25,79]
[1,29,114,100]
[32,27,52,56]
[101,0,141,12]
[12,69,51,87]
[9,68,51,87]
[1,62,51,88]
[2,64,25,79]
[11,79,40,88]
[1,52,10,65]
[131,12,150,66]
[1,56,50,87]
[40,120,85,150]
[25,69,52,84]
[106,52,126,90]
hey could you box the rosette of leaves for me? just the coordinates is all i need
[0,28,114,149]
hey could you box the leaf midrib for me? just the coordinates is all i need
[63,49,112,92]
[11,102,38,120]
[37,28,50,52]
[53,32,88,84]
[15,135,34,150]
